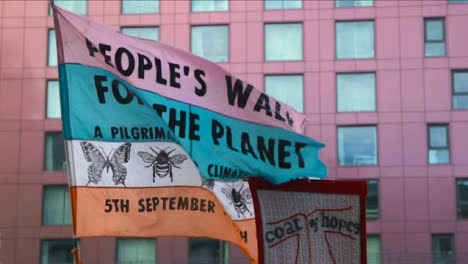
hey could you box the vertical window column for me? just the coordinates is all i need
[424,18,446,57]
[367,235,381,264]
[117,239,157,263]
[456,179,468,219]
[189,238,229,264]
[432,234,455,264]
[452,70,468,109]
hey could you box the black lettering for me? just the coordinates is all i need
[293,217,303,231]
[265,231,274,243]
[112,80,134,104]
[168,63,181,88]
[189,113,200,141]
[257,137,275,166]
[330,217,338,228]
[207,201,215,213]
[194,69,207,96]
[138,198,145,212]
[211,119,224,145]
[146,198,152,212]
[152,197,159,211]
[278,139,292,169]
[240,132,257,159]
[226,126,239,152]
[94,75,108,104]
[94,126,103,138]
[161,197,168,210]
[178,197,189,210]
[253,93,272,116]
[240,230,248,243]
[274,101,285,122]
[274,227,284,239]
[285,222,295,235]
[138,53,152,79]
[190,198,199,211]
[200,199,207,212]
[85,38,99,57]
[104,199,112,212]
[169,197,176,210]
[295,142,307,168]
[168,109,186,138]
[154,58,167,85]
[115,47,135,76]
[152,103,167,117]
[99,43,113,67]
[226,75,253,108]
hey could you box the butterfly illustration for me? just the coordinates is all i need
[80,141,132,187]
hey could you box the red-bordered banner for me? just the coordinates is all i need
[249,178,367,264]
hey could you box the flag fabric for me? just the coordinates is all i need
[53,5,326,263]
[249,178,367,264]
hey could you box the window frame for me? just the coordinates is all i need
[121,0,160,14]
[456,178,468,220]
[335,20,376,60]
[448,0,468,4]
[40,239,75,264]
[115,238,157,264]
[335,0,374,8]
[264,73,304,113]
[41,185,71,226]
[452,69,468,110]
[431,233,455,263]
[366,234,381,264]
[188,238,229,264]
[424,17,446,57]
[43,131,66,171]
[46,79,60,119]
[336,125,378,167]
[264,22,304,62]
[47,29,57,67]
[48,0,88,16]
[335,71,377,112]
[120,26,160,41]
[190,0,230,12]
[366,179,379,220]
[190,24,230,63]
[427,124,450,165]
[264,0,303,10]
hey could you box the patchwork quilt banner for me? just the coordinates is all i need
[249,178,367,264]
[53,5,327,263]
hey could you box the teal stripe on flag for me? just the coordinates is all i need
[58,63,327,183]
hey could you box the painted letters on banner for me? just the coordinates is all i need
[249,179,367,264]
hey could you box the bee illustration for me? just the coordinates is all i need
[137,146,188,182]
[222,183,253,218]
[80,141,131,187]
[201,178,215,190]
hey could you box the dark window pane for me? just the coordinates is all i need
[43,186,72,225]
[189,238,227,264]
[457,179,468,219]
[432,235,455,264]
[41,239,74,264]
[366,180,379,219]
[337,126,377,166]
[44,132,66,171]
[367,235,380,264]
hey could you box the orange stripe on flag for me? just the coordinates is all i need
[70,186,257,263]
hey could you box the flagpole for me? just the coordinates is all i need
[48,0,83,263]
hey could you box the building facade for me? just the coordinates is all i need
[0,0,468,263]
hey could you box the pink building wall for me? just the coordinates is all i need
[0,0,468,263]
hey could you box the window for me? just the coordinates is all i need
[338,126,377,166]
[336,0,373,7]
[367,235,380,264]
[191,25,229,62]
[189,238,229,264]
[50,0,87,15]
[264,0,302,9]
[265,23,303,61]
[191,0,229,12]
[432,234,455,264]
[117,239,156,264]
[44,132,66,171]
[424,18,446,57]
[449,0,468,3]
[367,180,379,219]
[42,186,72,225]
[336,21,374,59]
[121,27,159,41]
[48,29,57,67]
[337,73,375,112]
[452,70,468,109]
[122,0,159,14]
[41,239,74,264]
[265,75,303,112]
[456,179,468,219]
[427,124,450,164]
[47,80,61,119]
